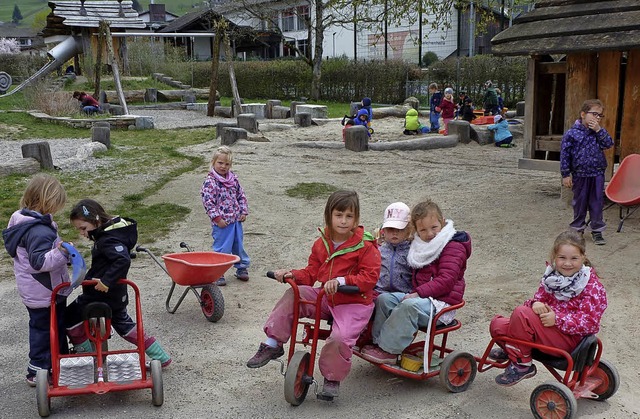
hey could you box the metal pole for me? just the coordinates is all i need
[418,0,423,67]
[353,3,357,61]
[384,0,388,61]
[468,1,474,58]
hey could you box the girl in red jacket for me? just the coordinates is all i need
[438,87,457,134]
[246,190,381,400]
[362,199,471,364]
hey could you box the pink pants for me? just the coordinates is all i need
[443,117,453,134]
[264,286,374,381]
[489,305,582,364]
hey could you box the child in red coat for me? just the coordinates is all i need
[438,87,456,134]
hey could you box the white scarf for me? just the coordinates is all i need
[541,264,590,301]
[407,220,456,269]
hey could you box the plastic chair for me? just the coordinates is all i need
[605,154,640,232]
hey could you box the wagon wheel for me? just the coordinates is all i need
[368,127,375,135]
[200,284,225,322]
[284,351,311,406]
[439,350,477,393]
[150,360,164,406]
[530,381,577,419]
[36,370,50,417]
[591,359,620,401]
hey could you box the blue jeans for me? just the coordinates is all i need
[429,111,441,131]
[27,301,68,376]
[212,221,250,269]
[371,292,434,354]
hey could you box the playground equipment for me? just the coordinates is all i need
[605,154,640,232]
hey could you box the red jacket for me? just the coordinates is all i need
[439,97,456,119]
[412,232,471,305]
[291,226,381,306]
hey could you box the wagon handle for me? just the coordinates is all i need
[135,245,171,276]
[179,242,193,252]
[266,271,361,294]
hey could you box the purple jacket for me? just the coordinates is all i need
[375,240,412,294]
[412,232,471,305]
[2,209,70,308]
[560,120,613,178]
[201,170,248,225]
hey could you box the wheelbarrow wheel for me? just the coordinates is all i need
[200,284,224,322]
[150,360,164,406]
[591,359,619,401]
[284,351,311,406]
[530,381,577,419]
[439,350,477,393]
[36,369,50,417]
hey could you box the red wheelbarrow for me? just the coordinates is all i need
[136,242,238,322]
[605,153,640,232]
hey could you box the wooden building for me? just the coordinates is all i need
[491,0,640,177]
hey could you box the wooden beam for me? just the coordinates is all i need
[620,49,640,159]
[518,158,560,172]
[523,57,537,159]
[564,53,597,131]
[538,62,567,75]
[597,51,622,179]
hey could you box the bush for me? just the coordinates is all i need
[22,81,81,117]
[422,52,439,67]
[0,54,48,81]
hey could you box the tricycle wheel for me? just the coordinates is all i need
[284,351,311,406]
[439,350,477,393]
[200,284,224,322]
[36,370,50,417]
[530,381,577,419]
[150,359,164,406]
[591,358,619,401]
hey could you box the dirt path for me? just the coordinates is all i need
[1,115,638,418]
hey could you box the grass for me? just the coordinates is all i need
[286,183,337,200]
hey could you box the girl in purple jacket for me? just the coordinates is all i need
[2,175,70,386]
[362,199,471,364]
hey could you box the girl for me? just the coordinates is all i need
[438,87,457,135]
[560,99,614,245]
[375,202,413,295]
[488,114,514,148]
[2,174,70,386]
[201,146,250,286]
[246,190,381,399]
[489,230,607,386]
[362,199,471,364]
[65,199,171,367]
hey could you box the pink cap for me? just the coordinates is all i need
[382,202,410,230]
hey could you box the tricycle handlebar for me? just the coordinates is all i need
[266,271,361,294]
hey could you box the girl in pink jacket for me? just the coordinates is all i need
[490,230,608,386]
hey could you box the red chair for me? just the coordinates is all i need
[605,154,640,232]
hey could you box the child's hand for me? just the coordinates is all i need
[587,120,601,132]
[216,219,228,228]
[539,308,556,327]
[58,242,70,256]
[239,214,247,222]
[532,301,549,314]
[562,176,572,188]
[324,279,339,295]
[272,269,291,283]
[402,292,420,300]
[94,279,109,293]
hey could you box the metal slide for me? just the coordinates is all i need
[0,36,83,98]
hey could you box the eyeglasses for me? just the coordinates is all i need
[586,111,605,119]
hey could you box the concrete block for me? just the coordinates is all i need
[240,103,266,119]
[91,125,111,148]
[237,113,258,133]
[21,142,54,170]
[135,116,154,129]
[265,100,281,119]
[216,122,237,139]
[271,106,290,119]
[448,120,471,144]
[344,126,369,152]
[221,127,248,145]
[290,101,306,117]
[516,101,525,117]
[295,112,312,127]
[296,104,328,119]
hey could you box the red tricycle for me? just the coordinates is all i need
[37,280,163,417]
[136,242,238,322]
[476,335,619,419]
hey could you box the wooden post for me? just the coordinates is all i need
[564,53,597,132]
[344,126,369,152]
[21,142,54,170]
[620,49,640,160]
[225,40,242,118]
[94,25,105,100]
[102,21,128,115]
[597,51,622,179]
[523,57,537,159]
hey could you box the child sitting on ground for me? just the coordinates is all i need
[488,114,514,147]
[459,97,477,123]
[403,109,428,135]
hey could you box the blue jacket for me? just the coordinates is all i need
[487,120,512,143]
[430,91,442,113]
[375,240,412,294]
[560,120,614,178]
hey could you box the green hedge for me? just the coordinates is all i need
[0,54,49,81]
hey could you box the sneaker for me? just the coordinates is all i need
[592,232,606,246]
[246,342,284,368]
[318,378,340,399]
[216,277,227,286]
[26,374,36,387]
[489,347,509,362]
[495,363,537,387]
[235,268,249,281]
[361,345,398,364]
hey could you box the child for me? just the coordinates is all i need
[361,200,471,364]
[65,199,171,366]
[482,80,499,116]
[361,97,373,122]
[353,108,372,137]
[429,83,443,133]
[488,114,514,147]
[459,97,477,123]
[342,118,355,142]
[2,174,71,386]
[72,91,100,114]
[375,202,413,295]
[403,108,426,135]
[439,87,456,135]
[489,230,607,386]
[560,99,614,245]
[201,146,250,285]
[496,88,504,114]
[246,190,381,399]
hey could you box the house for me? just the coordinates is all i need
[0,24,46,56]
[137,3,179,30]
[491,0,640,177]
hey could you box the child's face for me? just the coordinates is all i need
[580,106,604,129]
[383,227,409,245]
[72,219,98,239]
[445,93,453,100]
[331,208,357,241]
[554,244,585,277]
[213,155,231,176]
[359,115,367,121]
[415,213,443,242]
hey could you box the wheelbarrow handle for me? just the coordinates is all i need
[266,271,360,294]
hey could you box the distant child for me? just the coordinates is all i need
[456,91,470,118]
[488,114,514,147]
[2,174,71,386]
[459,97,477,123]
[342,118,355,142]
[246,190,381,400]
[362,200,471,364]
[72,91,100,114]
[429,83,443,133]
[403,108,427,135]
[439,87,456,134]
[489,230,607,386]
[482,80,499,116]
[66,199,171,367]
[496,88,504,114]
[201,146,250,285]
[560,99,614,245]
[353,108,372,137]
[361,97,373,122]
[375,202,413,295]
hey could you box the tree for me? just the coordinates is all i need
[12,4,23,24]
[132,0,143,13]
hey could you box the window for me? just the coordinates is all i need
[296,6,309,31]
[297,39,308,57]
[282,9,295,32]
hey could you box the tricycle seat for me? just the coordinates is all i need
[82,302,112,320]
[531,334,597,372]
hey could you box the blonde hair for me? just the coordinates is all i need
[580,99,604,114]
[550,230,592,267]
[210,146,233,169]
[324,190,360,238]
[20,174,66,215]
[411,199,444,230]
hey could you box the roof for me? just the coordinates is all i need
[157,9,215,33]
[491,0,640,56]
[0,24,41,39]
[45,1,146,30]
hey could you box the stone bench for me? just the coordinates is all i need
[240,103,266,119]
[296,104,328,119]
[221,127,248,145]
